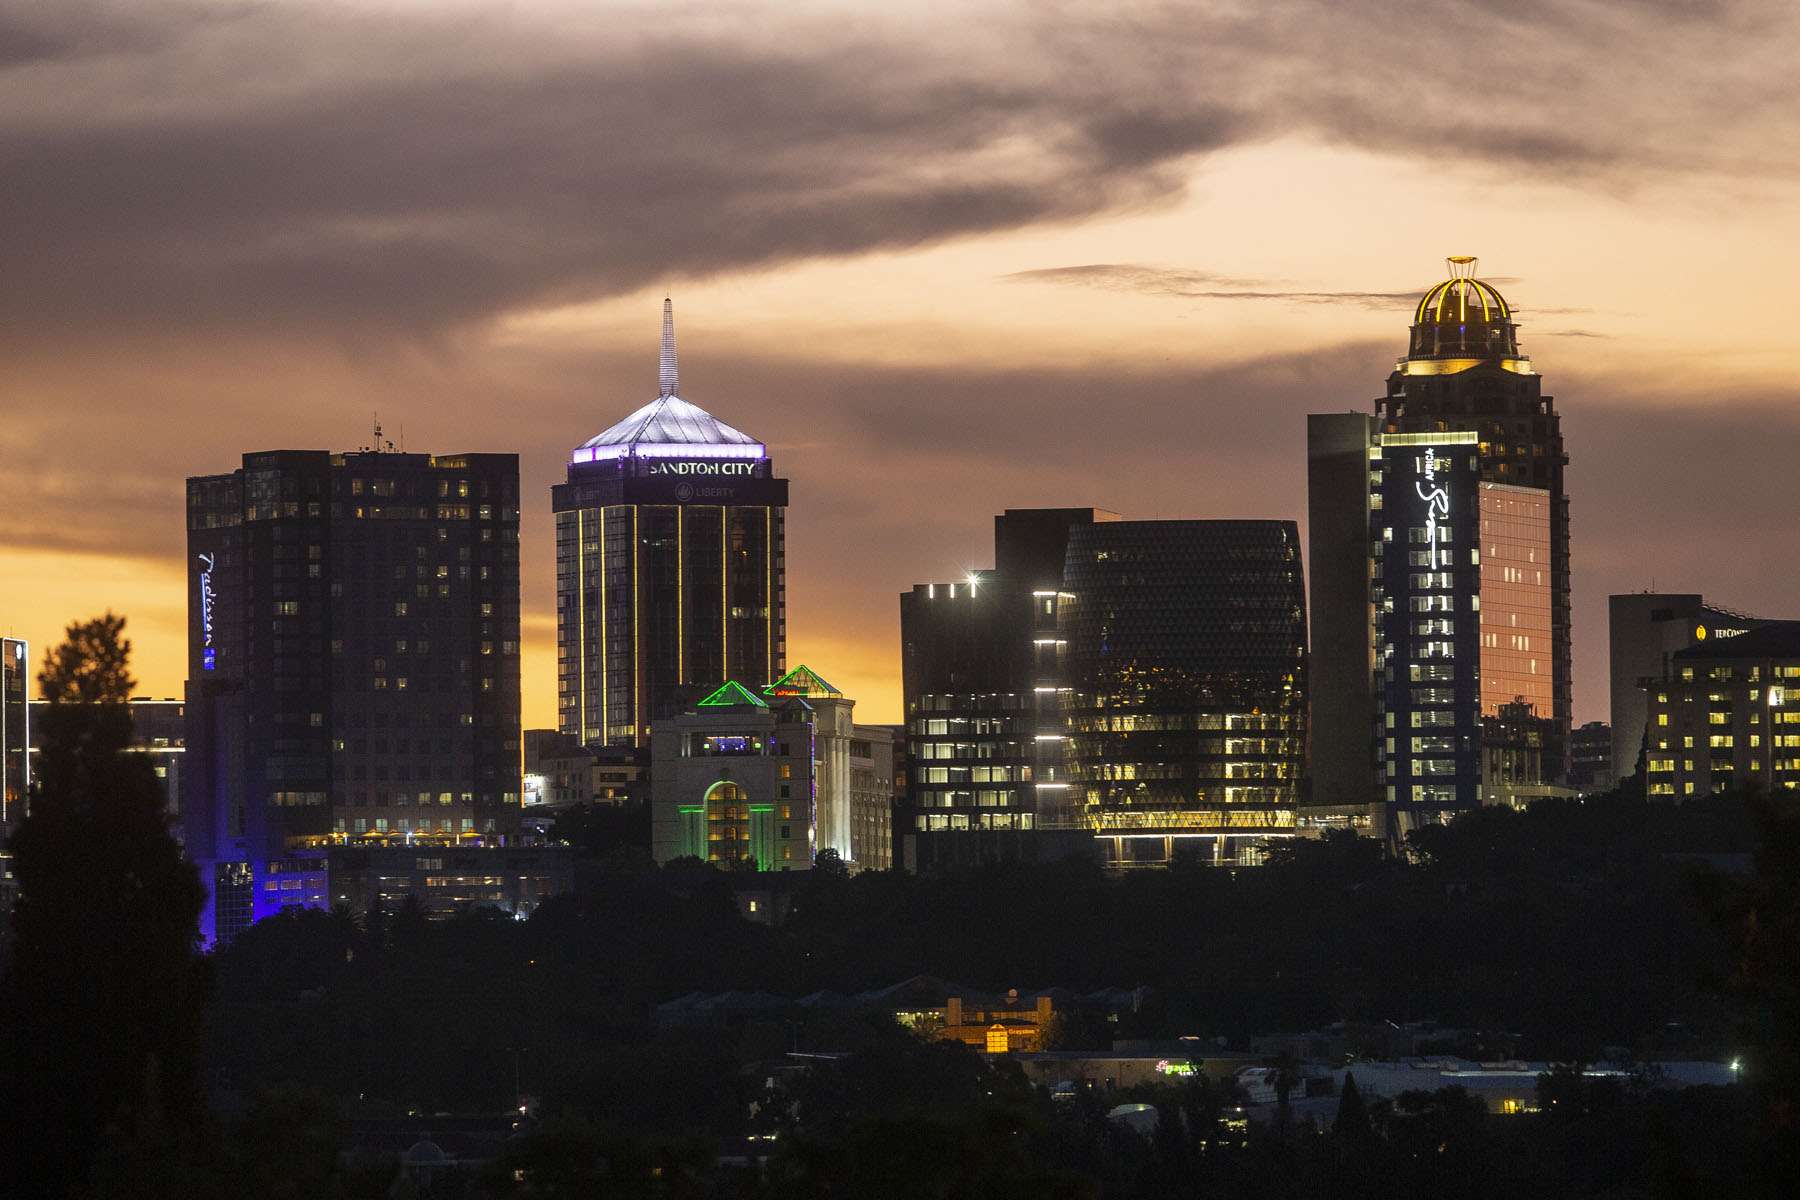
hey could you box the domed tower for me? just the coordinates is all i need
[553,301,788,747]
[1379,257,1571,782]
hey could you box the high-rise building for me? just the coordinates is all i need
[184,448,522,942]
[900,510,1114,845]
[2,637,27,833]
[1308,258,1570,827]
[901,510,1307,868]
[555,301,787,748]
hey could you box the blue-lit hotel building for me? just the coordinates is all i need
[184,448,523,943]
[554,301,787,749]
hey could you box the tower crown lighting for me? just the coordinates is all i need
[1404,255,1525,368]
[572,299,767,465]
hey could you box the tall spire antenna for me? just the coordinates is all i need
[658,297,678,398]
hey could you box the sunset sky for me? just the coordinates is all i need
[5,0,1800,730]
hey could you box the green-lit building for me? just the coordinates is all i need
[649,667,893,872]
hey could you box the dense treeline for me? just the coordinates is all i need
[16,619,1794,1196]
[203,789,1755,1124]
[181,786,1800,1196]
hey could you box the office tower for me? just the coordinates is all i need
[901,510,1307,867]
[1608,593,1766,781]
[1642,622,1800,800]
[900,510,1114,845]
[649,667,892,872]
[2,637,26,832]
[1309,258,1569,825]
[555,301,787,748]
[1061,519,1307,865]
[184,448,522,941]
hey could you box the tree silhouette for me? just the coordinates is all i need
[1333,1073,1372,1141]
[1693,785,1800,1196]
[0,615,210,1199]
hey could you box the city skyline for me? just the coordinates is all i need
[6,1,1800,729]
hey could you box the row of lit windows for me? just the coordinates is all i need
[916,812,1035,831]
[335,817,481,833]
[910,789,1022,808]
[919,765,1026,783]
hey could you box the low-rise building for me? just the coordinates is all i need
[649,666,892,873]
[213,843,573,934]
[522,730,647,809]
[29,697,185,824]
[1641,621,1800,800]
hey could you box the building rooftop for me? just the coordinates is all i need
[1672,620,1800,661]
[572,299,766,465]
[1414,256,1511,325]
[1401,256,1526,367]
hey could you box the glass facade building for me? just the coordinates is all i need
[555,301,786,748]
[1061,520,1306,865]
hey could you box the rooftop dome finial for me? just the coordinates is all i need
[1446,255,1477,280]
[658,297,678,398]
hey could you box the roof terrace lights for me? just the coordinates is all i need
[571,441,768,466]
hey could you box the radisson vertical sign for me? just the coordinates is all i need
[197,552,218,671]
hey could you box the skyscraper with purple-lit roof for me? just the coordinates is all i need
[554,301,788,748]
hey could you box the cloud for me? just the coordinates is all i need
[1,0,1795,350]
[1005,263,1419,308]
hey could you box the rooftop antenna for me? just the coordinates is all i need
[658,297,678,398]
[365,412,396,454]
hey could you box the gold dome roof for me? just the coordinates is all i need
[1415,257,1511,324]
[1402,257,1524,367]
